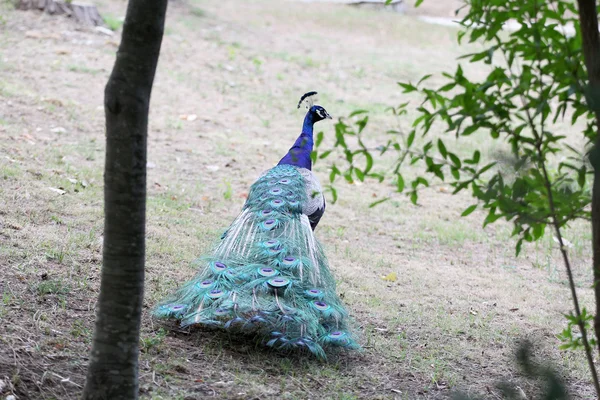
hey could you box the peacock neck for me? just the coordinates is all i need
[277,112,314,170]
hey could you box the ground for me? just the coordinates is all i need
[0,0,596,399]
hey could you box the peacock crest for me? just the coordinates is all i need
[298,91,318,109]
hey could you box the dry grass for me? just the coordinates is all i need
[0,0,596,398]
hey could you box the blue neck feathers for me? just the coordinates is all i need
[277,112,315,170]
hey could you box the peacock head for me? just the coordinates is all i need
[298,91,332,123]
[309,105,332,122]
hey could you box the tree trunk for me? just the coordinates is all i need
[81,0,167,398]
[17,0,104,26]
[577,0,600,359]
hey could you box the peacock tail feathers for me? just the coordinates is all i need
[153,164,357,358]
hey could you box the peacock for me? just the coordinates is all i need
[153,92,358,359]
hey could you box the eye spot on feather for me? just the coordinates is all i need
[267,277,290,288]
[260,209,273,217]
[281,256,299,268]
[214,308,231,316]
[197,280,214,289]
[211,261,228,273]
[311,300,330,311]
[205,289,226,299]
[264,239,280,247]
[305,288,323,298]
[328,331,346,339]
[257,267,279,277]
[261,218,278,231]
[270,199,286,208]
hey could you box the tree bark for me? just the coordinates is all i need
[577,0,600,361]
[81,0,167,398]
[17,0,104,26]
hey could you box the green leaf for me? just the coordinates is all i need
[329,186,338,203]
[439,83,456,92]
[407,130,416,147]
[461,125,478,136]
[578,166,587,188]
[364,151,374,174]
[329,164,340,183]
[349,109,369,118]
[438,139,448,159]
[410,190,418,204]
[451,167,460,180]
[355,168,365,182]
[418,74,433,86]
[319,150,333,159]
[396,174,405,192]
[369,197,390,207]
[532,224,545,240]
[315,131,324,147]
[415,0,423,7]
[398,82,417,93]
[461,204,477,217]
[448,153,461,168]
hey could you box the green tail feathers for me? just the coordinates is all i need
[153,164,358,358]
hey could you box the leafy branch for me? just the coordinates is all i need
[317,0,600,394]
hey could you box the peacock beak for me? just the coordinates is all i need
[325,112,332,119]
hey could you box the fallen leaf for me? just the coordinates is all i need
[48,187,66,195]
[179,114,198,121]
[509,308,519,312]
[95,26,114,36]
[42,98,64,106]
[25,30,43,39]
[381,272,397,282]
[552,236,573,248]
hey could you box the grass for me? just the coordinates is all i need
[0,0,595,399]
[102,14,123,31]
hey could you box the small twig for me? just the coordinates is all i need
[51,372,82,388]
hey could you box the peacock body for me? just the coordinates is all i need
[153,92,357,358]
